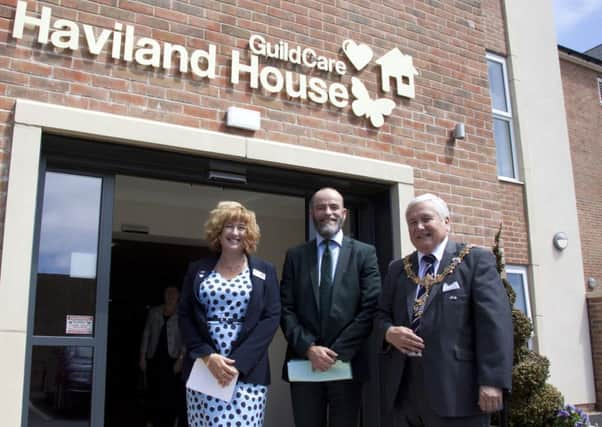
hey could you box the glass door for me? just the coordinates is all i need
[25,170,114,427]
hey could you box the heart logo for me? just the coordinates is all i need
[342,39,373,71]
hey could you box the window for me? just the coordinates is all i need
[487,53,519,180]
[597,78,602,105]
[506,265,531,319]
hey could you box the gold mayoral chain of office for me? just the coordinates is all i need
[403,244,474,307]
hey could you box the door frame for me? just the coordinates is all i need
[33,137,389,427]
[21,165,114,427]
[0,99,415,426]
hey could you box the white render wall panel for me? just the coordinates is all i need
[504,0,595,404]
[246,137,414,184]
[0,124,42,427]
[14,99,247,159]
[0,332,27,426]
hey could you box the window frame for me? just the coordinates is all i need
[506,264,532,320]
[597,77,602,105]
[486,52,520,181]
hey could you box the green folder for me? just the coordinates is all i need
[287,360,353,382]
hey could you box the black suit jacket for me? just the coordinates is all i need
[178,255,281,385]
[375,240,513,417]
[280,236,381,382]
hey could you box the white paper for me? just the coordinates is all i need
[186,358,238,402]
[287,360,353,382]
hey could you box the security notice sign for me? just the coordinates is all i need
[66,315,94,335]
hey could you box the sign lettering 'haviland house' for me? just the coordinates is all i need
[12,0,418,128]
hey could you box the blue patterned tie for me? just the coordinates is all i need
[411,254,436,332]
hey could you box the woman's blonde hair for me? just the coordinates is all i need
[204,201,261,253]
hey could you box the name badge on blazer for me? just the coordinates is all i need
[252,268,266,280]
[442,281,461,293]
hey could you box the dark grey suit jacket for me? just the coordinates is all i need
[375,240,513,417]
[280,236,381,382]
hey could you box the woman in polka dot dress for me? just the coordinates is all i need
[178,201,281,427]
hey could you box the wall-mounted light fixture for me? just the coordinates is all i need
[552,232,568,251]
[226,106,261,131]
[587,277,598,290]
[453,123,465,140]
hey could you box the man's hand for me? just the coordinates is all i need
[306,345,338,371]
[203,353,238,387]
[479,385,503,413]
[385,326,425,355]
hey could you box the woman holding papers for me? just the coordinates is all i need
[178,201,280,427]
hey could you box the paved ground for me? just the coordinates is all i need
[590,412,602,426]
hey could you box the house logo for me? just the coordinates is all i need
[376,48,419,99]
[342,40,419,127]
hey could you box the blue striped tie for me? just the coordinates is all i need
[411,254,436,332]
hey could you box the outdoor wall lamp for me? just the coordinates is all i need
[553,232,568,251]
[587,277,598,290]
[226,106,261,131]
[453,123,465,140]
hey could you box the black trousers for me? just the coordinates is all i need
[146,358,187,427]
[395,357,489,427]
[290,380,362,427]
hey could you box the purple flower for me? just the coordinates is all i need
[558,409,569,417]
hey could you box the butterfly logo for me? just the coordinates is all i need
[351,77,396,128]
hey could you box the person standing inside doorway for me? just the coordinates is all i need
[280,187,381,427]
[178,201,280,427]
[139,286,186,427]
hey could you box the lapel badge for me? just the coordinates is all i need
[252,268,266,280]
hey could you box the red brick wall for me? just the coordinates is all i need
[561,58,602,290]
[561,56,602,408]
[498,183,529,264]
[588,296,602,409]
[482,0,508,56]
[0,0,528,263]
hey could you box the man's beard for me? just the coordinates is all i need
[314,217,343,239]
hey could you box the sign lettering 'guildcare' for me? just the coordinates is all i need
[12,1,418,128]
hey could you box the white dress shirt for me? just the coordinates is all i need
[415,236,448,297]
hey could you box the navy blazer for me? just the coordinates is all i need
[178,255,281,386]
[375,240,513,417]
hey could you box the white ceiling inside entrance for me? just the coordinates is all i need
[113,175,306,246]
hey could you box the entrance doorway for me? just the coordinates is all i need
[104,239,207,426]
[23,135,392,426]
[105,175,305,426]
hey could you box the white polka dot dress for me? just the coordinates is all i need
[187,269,267,427]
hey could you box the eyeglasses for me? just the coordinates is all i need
[223,223,247,232]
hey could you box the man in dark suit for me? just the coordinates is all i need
[375,193,512,427]
[280,187,381,427]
